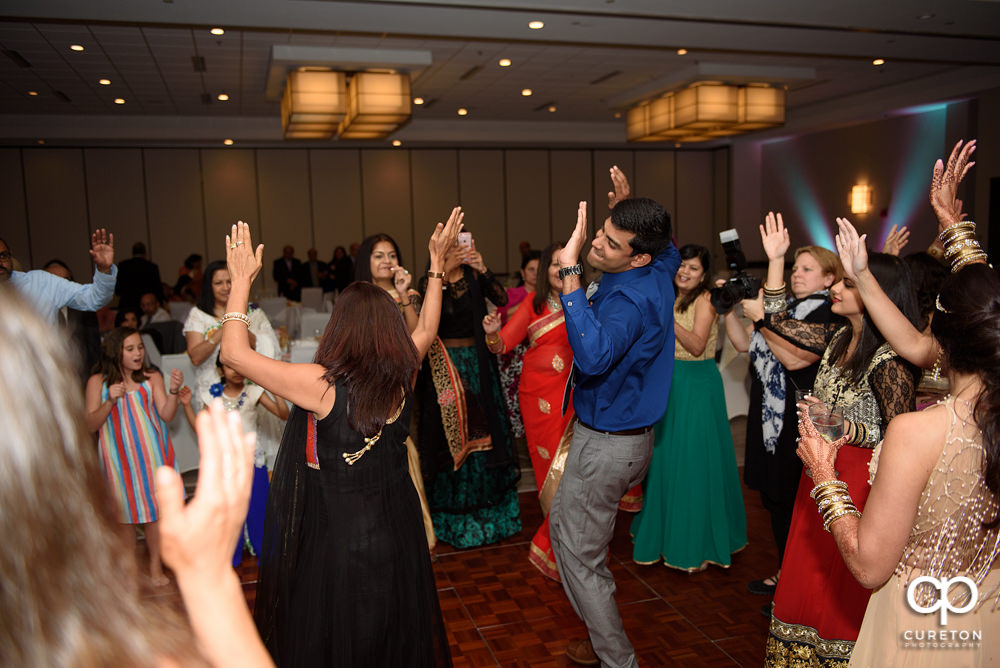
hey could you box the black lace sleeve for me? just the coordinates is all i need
[870,357,917,433]
[763,309,839,356]
[478,270,508,307]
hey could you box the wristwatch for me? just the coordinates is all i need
[558,263,584,279]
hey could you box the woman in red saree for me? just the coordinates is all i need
[484,242,573,580]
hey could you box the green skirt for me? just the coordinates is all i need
[631,359,747,570]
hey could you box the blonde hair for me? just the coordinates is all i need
[0,286,203,667]
[794,246,843,285]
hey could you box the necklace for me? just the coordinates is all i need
[342,396,406,465]
[547,293,562,312]
[221,390,246,411]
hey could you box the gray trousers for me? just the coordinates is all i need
[550,422,654,668]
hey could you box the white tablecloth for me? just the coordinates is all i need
[290,339,319,363]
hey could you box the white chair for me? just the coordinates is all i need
[160,353,200,473]
[300,311,331,339]
[301,286,324,312]
[259,297,287,319]
[168,301,192,323]
[141,333,162,370]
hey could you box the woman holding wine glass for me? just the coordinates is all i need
[758,211,921,667]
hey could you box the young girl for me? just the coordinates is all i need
[85,326,183,586]
[185,354,289,566]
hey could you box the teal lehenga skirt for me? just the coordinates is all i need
[631,358,747,570]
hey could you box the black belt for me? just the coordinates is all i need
[577,420,652,436]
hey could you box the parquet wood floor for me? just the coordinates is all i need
[158,419,776,666]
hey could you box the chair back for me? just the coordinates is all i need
[300,311,332,339]
[301,286,323,312]
[168,301,192,323]
[159,353,199,472]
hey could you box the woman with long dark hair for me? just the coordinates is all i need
[482,242,574,580]
[184,259,283,467]
[760,212,921,666]
[222,212,461,666]
[416,235,522,549]
[631,244,747,570]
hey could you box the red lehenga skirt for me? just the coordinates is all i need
[766,444,875,666]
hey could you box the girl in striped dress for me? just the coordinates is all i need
[85,326,183,586]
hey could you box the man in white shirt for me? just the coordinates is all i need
[139,291,172,328]
[0,230,117,323]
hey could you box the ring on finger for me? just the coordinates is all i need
[230,244,237,249]
[235,241,244,246]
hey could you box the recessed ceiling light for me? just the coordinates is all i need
[916,13,934,20]
[28,90,38,96]
[392,139,402,147]
[613,112,622,119]
[223,138,234,145]
[873,58,885,66]
[499,58,512,67]
[528,21,544,30]
[677,48,688,56]
[114,98,125,105]
[37,139,45,145]
[217,93,230,101]
[457,108,468,116]
[98,78,111,85]
[70,44,84,52]
[521,88,533,96]
[210,28,225,36]
[413,97,424,105]
[548,105,557,113]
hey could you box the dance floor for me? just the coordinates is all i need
[158,418,775,666]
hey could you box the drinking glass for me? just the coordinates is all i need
[808,404,845,442]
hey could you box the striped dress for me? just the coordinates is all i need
[98,380,177,524]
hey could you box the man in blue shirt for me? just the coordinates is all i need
[551,168,680,668]
[0,230,117,324]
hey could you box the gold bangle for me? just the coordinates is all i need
[221,312,250,326]
[485,335,501,346]
[427,271,445,280]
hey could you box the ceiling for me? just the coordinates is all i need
[1,0,999,147]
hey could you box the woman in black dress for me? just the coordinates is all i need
[221,211,462,667]
[723,244,842,598]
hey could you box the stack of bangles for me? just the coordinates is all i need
[221,312,250,326]
[940,221,987,273]
[485,334,503,352]
[763,282,786,313]
[810,479,861,532]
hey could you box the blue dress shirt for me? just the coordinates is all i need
[561,243,680,431]
[10,266,118,324]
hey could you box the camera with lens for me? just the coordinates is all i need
[708,229,761,315]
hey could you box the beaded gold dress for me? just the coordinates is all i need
[848,397,1000,667]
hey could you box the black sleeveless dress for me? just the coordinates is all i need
[254,381,451,666]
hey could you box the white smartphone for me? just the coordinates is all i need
[458,232,472,249]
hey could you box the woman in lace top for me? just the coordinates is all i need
[761,212,921,667]
[798,262,1000,666]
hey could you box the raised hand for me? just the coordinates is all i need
[156,400,255,583]
[427,206,464,268]
[834,217,868,282]
[89,228,115,273]
[169,368,183,394]
[881,224,909,256]
[178,386,193,406]
[557,201,588,269]
[392,265,412,293]
[930,139,976,231]
[759,211,790,261]
[226,221,264,286]
[607,165,631,210]
[108,382,126,401]
[482,311,501,336]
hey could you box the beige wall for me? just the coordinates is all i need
[2,146,726,294]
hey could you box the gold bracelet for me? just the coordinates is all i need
[221,312,250,326]
[809,479,847,500]
[485,335,502,347]
[762,282,787,296]
[427,270,445,280]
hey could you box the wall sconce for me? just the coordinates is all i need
[850,184,873,215]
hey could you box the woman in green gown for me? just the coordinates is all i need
[631,244,747,570]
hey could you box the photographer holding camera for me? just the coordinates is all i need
[721,218,842,616]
